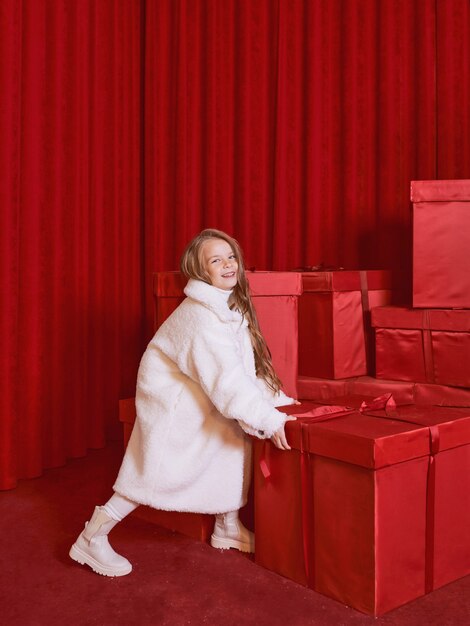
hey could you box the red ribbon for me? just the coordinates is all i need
[425,456,436,594]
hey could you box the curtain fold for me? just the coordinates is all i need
[0,0,142,490]
[144,0,438,316]
[436,0,470,178]
[2,0,470,491]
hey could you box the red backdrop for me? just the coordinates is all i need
[0,0,142,489]
[1,0,470,489]
[144,0,439,330]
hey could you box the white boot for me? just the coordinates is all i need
[210,511,255,553]
[69,506,132,577]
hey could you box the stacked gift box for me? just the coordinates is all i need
[253,179,470,614]
[297,180,470,407]
[370,180,470,393]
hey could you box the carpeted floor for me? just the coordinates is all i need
[1,442,468,626]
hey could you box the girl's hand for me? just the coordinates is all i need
[271,416,296,450]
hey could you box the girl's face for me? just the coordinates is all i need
[202,238,238,290]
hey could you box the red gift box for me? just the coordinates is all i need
[254,399,470,615]
[298,375,470,408]
[153,272,186,328]
[372,306,470,388]
[153,271,302,398]
[297,375,416,405]
[297,270,392,380]
[254,398,430,615]
[414,383,470,407]
[411,179,470,309]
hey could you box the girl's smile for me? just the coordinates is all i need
[202,238,239,290]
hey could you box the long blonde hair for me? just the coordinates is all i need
[180,228,282,393]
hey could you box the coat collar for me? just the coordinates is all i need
[184,278,244,324]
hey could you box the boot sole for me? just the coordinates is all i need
[210,533,254,554]
[69,543,132,577]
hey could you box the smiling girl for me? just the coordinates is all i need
[69,228,296,577]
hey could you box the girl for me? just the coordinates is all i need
[70,229,296,577]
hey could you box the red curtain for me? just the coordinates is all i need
[437,0,470,178]
[0,0,142,490]
[2,0,470,491]
[144,0,439,322]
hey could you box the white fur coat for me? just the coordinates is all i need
[114,279,294,514]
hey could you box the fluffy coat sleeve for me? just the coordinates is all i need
[155,306,289,438]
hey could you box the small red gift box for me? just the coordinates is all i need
[297,270,392,380]
[298,375,470,408]
[254,399,470,615]
[372,306,470,388]
[411,179,470,309]
[153,270,302,398]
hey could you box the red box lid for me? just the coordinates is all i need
[364,405,470,452]
[154,270,303,297]
[300,270,391,292]
[411,179,470,202]
[246,271,303,296]
[282,401,430,469]
[371,306,470,331]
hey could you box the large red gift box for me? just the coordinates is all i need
[297,375,470,407]
[411,179,470,309]
[254,399,470,615]
[154,270,302,398]
[297,270,392,379]
[372,306,470,388]
[254,400,430,615]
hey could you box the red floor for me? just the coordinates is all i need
[1,442,469,626]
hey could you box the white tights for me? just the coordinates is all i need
[102,493,139,522]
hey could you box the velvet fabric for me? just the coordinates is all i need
[143,0,440,337]
[0,0,142,490]
[3,0,470,491]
